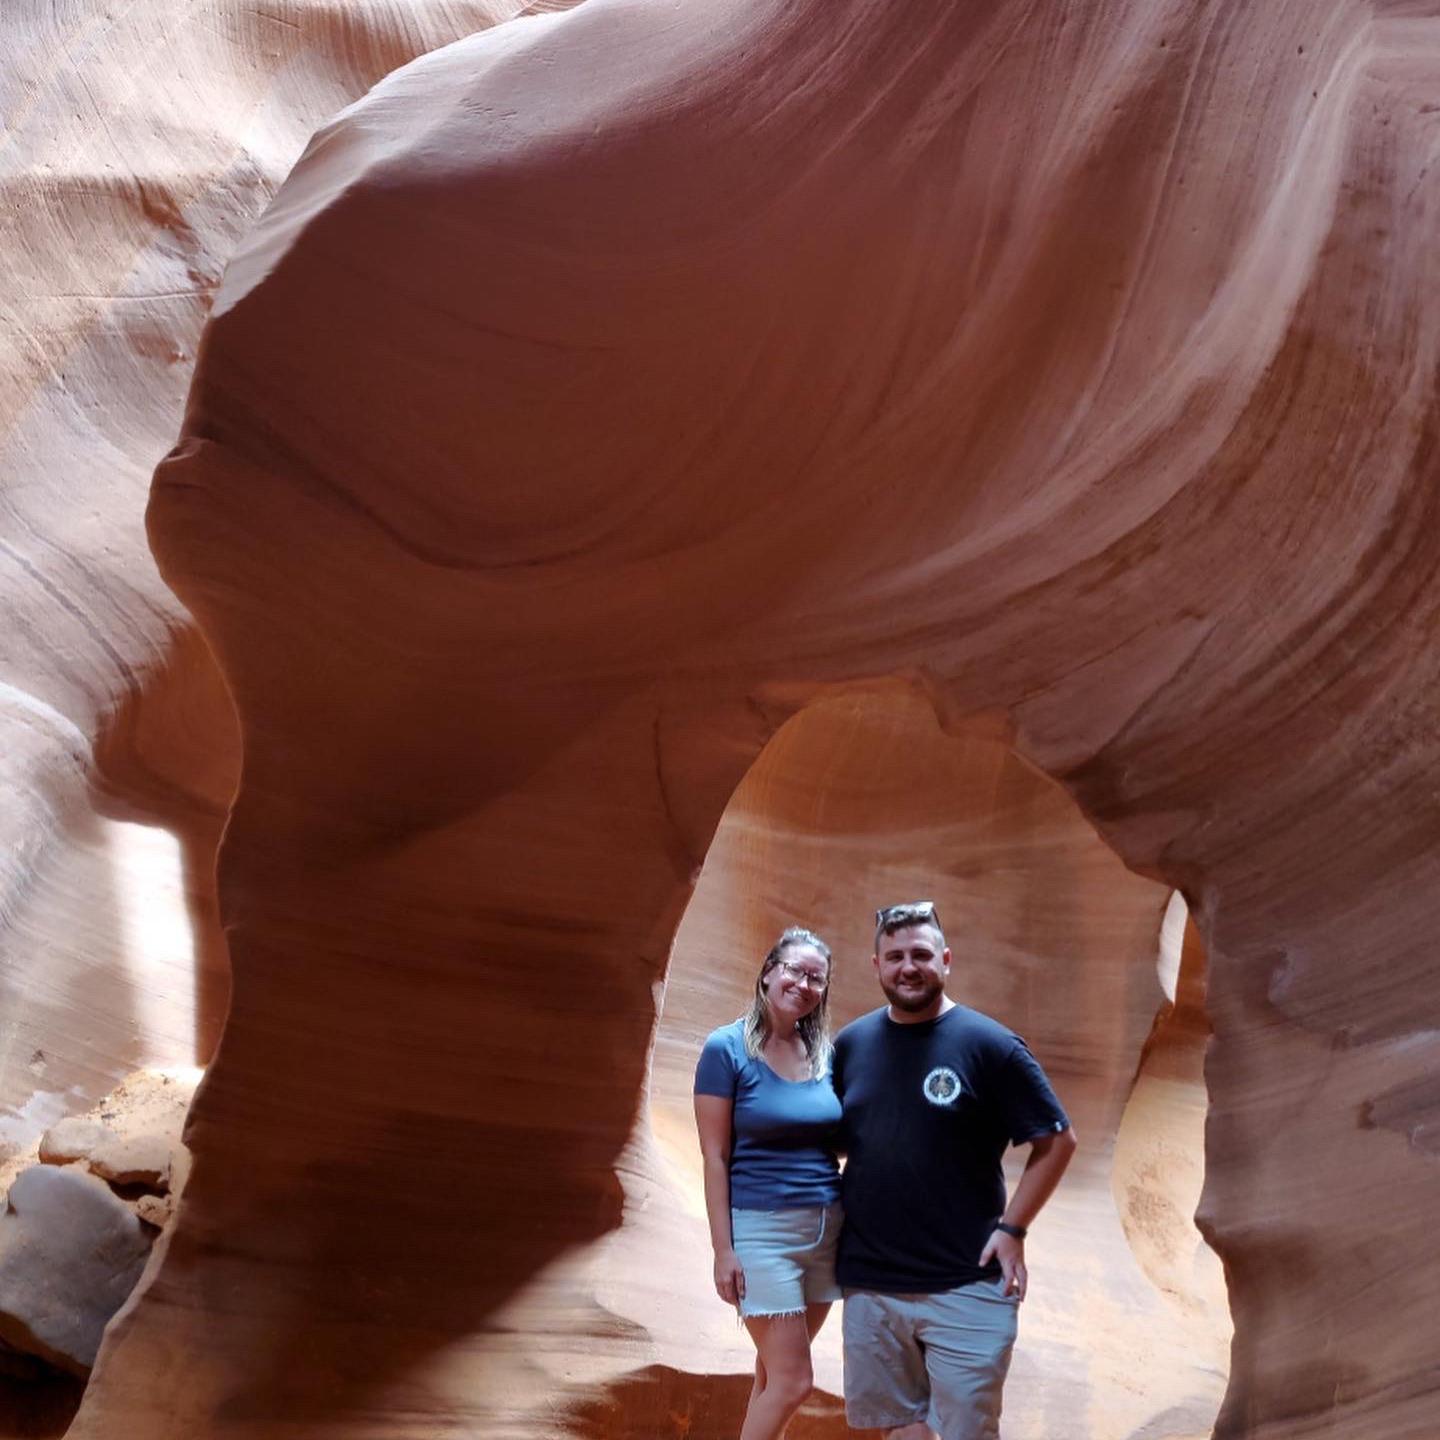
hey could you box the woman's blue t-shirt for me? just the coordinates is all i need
[694,1020,841,1210]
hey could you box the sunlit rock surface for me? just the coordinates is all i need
[9,0,1440,1436]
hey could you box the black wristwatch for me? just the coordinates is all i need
[994,1221,1027,1240]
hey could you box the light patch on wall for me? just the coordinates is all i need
[1157,888,1188,1003]
[108,819,197,1064]
[0,1088,77,1149]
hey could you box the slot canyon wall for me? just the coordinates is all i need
[4,0,1439,1437]
[1,0,561,1134]
[0,0,562,1430]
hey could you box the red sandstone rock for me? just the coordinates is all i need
[37,1117,175,1194]
[104,0,1440,1433]
[0,0,530,1152]
[3,8,521,1427]
[8,2,1440,1439]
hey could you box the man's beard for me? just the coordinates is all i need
[881,975,944,1012]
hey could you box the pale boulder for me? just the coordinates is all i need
[36,1119,116,1169]
[86,1136,173,1193]
[0,1167,152,1377]
[133,1194,173,1230]
[37,1119,172,1192]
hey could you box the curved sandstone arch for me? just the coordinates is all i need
[647,690,1228,1437]
[69,1,1440,1436]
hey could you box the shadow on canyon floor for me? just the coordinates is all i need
[564,1365,1222,1440]
[181,1108,630,1432]
[565,1366,856,1439]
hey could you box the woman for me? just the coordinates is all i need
[693,926,842,1440]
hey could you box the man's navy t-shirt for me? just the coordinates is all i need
[832,1004,1070,1292]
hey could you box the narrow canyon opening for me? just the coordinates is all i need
[646,686,1231,1439]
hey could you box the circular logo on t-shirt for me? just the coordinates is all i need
[923,1066,963,1106]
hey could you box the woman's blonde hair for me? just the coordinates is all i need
[741,926,834,1079]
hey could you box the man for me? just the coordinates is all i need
[832,901,1077,1440]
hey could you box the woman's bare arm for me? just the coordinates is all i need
[694,1093,745,1305]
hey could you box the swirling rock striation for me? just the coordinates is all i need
[41,0,1440,1436]
[1,1,549,1431]
[0,0,548,1141]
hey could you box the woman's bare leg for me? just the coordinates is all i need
[747,1351,767,1420]
[739,1308,824,1440]
[748,1301,828,1425]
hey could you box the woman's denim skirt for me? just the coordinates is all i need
[730,1202,843,1318]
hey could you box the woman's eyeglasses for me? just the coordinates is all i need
[775,959,828,991]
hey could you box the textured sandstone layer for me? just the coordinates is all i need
[0,3,554,1432]
[10,0,1440,1437]
[1,0,556,1153]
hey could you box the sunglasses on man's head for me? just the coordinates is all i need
[874,900,941,928]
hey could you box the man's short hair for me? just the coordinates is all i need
[874,900,945,950]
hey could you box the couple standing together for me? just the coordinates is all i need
[694,902,1078,1440]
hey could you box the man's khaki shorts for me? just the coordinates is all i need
[842,1280,1019,1439]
